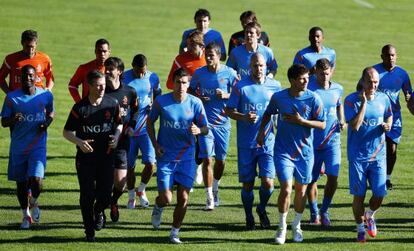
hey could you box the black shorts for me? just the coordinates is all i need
[114,149,128,169]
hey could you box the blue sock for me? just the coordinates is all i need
[309,200,319,216]
[320,196,332,214]
[258,185,273,212]
[241,188,254,220]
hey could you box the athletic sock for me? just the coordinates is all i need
[309,200,319,216]
[137,182,147,193]
[292,211,303,229]
[320,196,332,214]
[357,222,365,232]
[205,187,213,199]
[170,227,180,236]
[365,209,376,218]
[241,188,254,220]
[258,185,273,212]
[386,175,391,181]
[112,188,123,204]
[128,189,135,200]
[278,212,288,229]
[213,179,219,193]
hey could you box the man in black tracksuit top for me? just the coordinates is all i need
[63,70,122,242]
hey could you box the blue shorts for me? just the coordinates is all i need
[312,146,341,182]
[386,123,402,144]
[198,126,230,160]
[127,134,156,168]
[237,146,275,183]
[349,160,387,197]
[8,147,46,182]
[275,156,313,185]
[157,159,196,191]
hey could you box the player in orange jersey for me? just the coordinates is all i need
[166,31,206,89]
[68,39,111,102]
[0,30,54,93]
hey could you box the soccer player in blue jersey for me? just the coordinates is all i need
[124,54,161,208]
[227,22,278,80]
[226,53,281,230]
[306,58,345,226]
[258,64,326,244]
[148,68,208,244]
[293,27,336,76]
[344,67,392,242]
[189,42,238,210]
[373,45,412,190]
[1,64,54,229]
[179,8,226,61]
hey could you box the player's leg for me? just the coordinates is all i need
[27,148,46,224]
[212,126,230,207]
[110,149,128,222]
[136,134,157,208]
[237,148,256,230]
[198,130,214,210]
[385,136,397,189]
[126,136,139,209]
[94,156,114,232]
[349,160,368,242]
[256,146,274,229]
[307,150,323,224]
[152,161,174,229]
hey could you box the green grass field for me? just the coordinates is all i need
[0,0,414,250]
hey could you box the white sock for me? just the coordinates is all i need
[365,209,376,218]
[22,208,30,217]
[279,212,288,229]
[357,222,365,232]
[137,182,147,193]
[292,212,303,229]
[386,175,391,181]
[205,187,213,199]
[213,179,220,192]
[170,227,180,236]
[128,189,135,199]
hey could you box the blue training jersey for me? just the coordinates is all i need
[1,88,54,154]
[149,93,208,162]
[265,89,326,161]
[373,63,412,126]
[293,45,336,70]
[308,80,343,149]
[180,28,226,59]
[124,69,161,136]
[227,77,281,148]
[226,44,278,80]
[344,91,393,162]
[189,65,238,128]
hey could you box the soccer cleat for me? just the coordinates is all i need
[127,198,136,209]
[195,164,203,185]
[137,191,150,208]
[110,204,119,222]
[386,180,393,190]
[320,212,331,227]
[245,217,255,231]
[94,211,106,231]
[204,197,214,211]
[151,205,163,229]
[31,205,40,223]
[169,233,182,244]
[309,213,320,225]
[365,212,377,238]
[20,216,32,230]
[213,191,220,207]
[357,231,366,243]
[85,235,96,242]
[274,227,287,245]
[292,226,304,242]
[256,207,270,229]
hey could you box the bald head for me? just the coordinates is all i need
[361,67,379,95]
[250,52,266,82]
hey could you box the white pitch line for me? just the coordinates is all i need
[353,0,375,9]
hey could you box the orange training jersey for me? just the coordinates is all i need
[0,51,53,91]
[166,51,206,89]
[68,59,105,103]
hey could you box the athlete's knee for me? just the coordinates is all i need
[242,182,254,192]
[261,177,274,189]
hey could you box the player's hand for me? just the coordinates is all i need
[359,91,367,103]
[14,113,24,123]
[190,122,201,135]
[405,92,411,102]
[155,144,165,157]
[200,96,210,102]
[125,127,134,137]
[108,135,118,149]
[283,111,303,125]
[78,139,94,153]
[215,89,228,99]
[339,121,347,131]
[245,111,258,123]
[382,122,391,132]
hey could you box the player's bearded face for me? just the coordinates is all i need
[105,66,121,85]
[22,40,37,58]
[363,73,379,95]
[95,44,110,64]
[206,49,219,66]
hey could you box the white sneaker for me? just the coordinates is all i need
[31,205,40,223]
[151,205,163,229]
[213,191,220,207]
[292,226,304,242]
[275,227,287,245]
[20,216,32,229]
[137,191,149,208]
[195,164,203,185]
[127,198,136,209]
[169,233,182,244]
[204,196,214,211]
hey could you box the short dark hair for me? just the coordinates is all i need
[194,8,210,21]
[309,26,324,36]
[21,64,36,74]
[205,42,221,56]
[104,57,124,72]
[132,54,147,68]
[173,68,190,82]
[287,64,309,80]
[244,22,261,35]
[188,30,204,47]
[381,44,396,54]
[95,38,110,49]
[240,10,257,22]
[21,30,38,43]
[315,58,331,70]
[87,70,105,85]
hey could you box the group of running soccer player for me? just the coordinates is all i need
[1,8,413,244]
